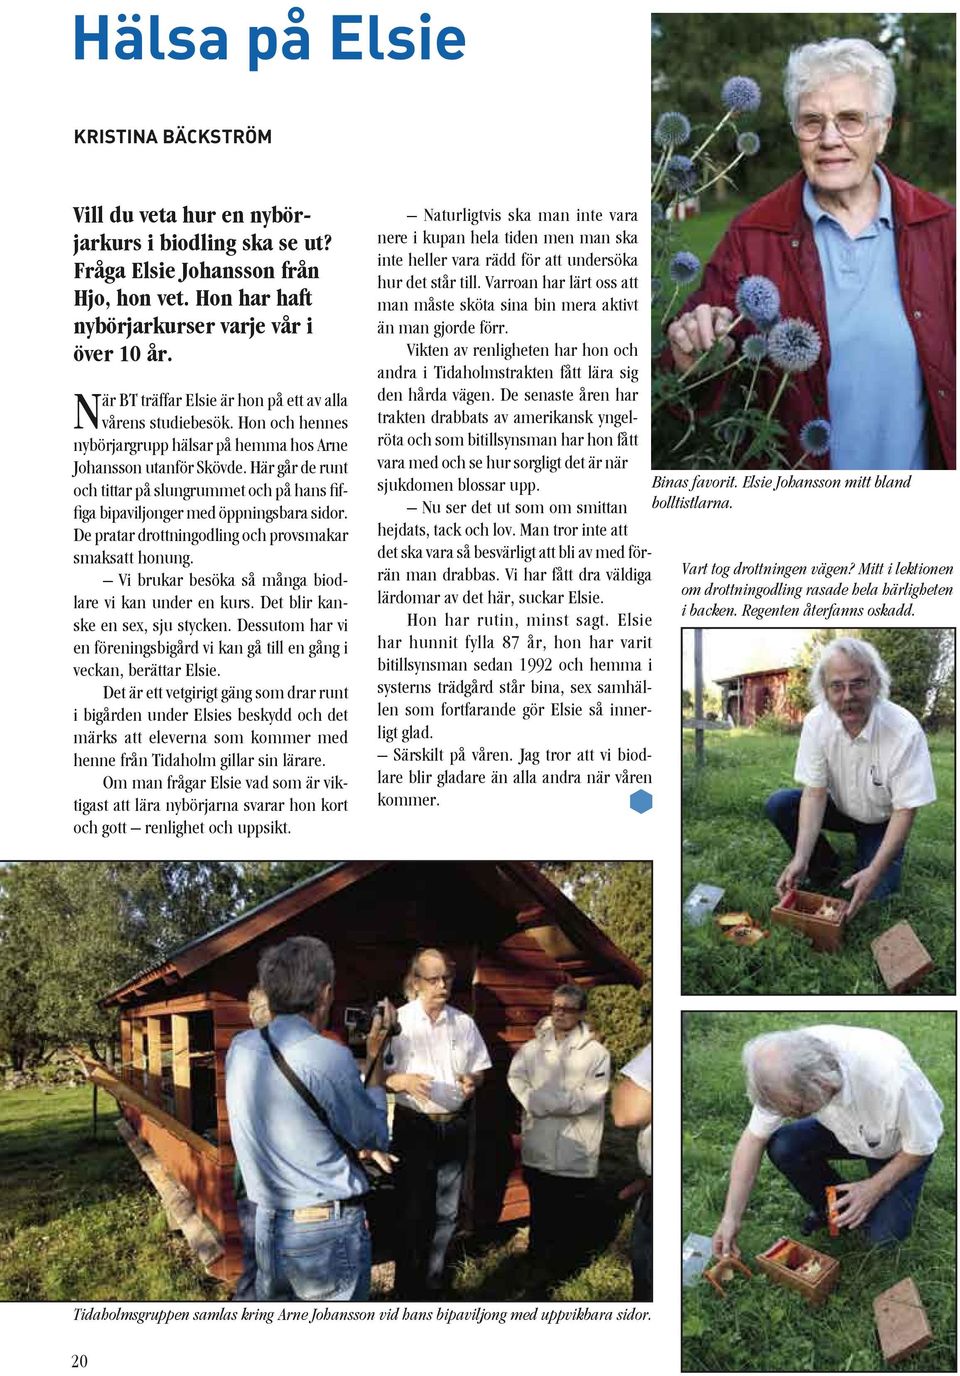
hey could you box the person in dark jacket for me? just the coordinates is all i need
[666,37,955,469]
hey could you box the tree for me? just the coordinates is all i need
[0,861,331,1066]
[865,628,954,724]
[539,862,651,1068]
[652,13,955,202]
[788,628,955,724]
[0,863,156,1062]
[0,865,43,1070]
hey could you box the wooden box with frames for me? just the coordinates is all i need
[770,888,849,953]
[755,1236,840,1306]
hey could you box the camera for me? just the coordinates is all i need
[343,1002,402,1042]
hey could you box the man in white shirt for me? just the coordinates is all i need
[384,947,492,1299]
[712,1025,942,1259]
[765,637,936,916]
[612,1041,651,1301]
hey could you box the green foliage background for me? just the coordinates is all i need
[784,628,956,724]
[542,861,652,1068]
[0,861,649,1071]
[653,12,956,201]
[0,861,325,1068]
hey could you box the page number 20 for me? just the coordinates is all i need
[71,1359,88,1369]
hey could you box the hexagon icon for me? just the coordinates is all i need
[630,788,653,815]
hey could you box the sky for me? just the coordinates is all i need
[681,629,809,691]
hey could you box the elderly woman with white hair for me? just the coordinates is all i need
[667,37,955,468]
[712,1025,942,1259]
[764,636,936,915]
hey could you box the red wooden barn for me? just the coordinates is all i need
[714,665,803,727]
[92,860,645,1286]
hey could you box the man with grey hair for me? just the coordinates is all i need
[508,983,611,1274]
[385,947,491,1299]
[713,1024,942,1259]
[225,935,395,1301]
[765,636,935,915]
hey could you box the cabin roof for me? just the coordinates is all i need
[713,664,793,686]
[102,861,645,1006]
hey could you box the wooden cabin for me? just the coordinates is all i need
[714,665,803,727]
[95,860,645,1286]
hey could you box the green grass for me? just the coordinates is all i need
[0,1085,226,1301]
[682,729,955,994]
[0,1086,636,1302]
[682,1012,957,1372]
[446,1105,638,1301]
[675,200,747,277]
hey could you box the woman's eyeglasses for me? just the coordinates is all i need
[792,111,882,141]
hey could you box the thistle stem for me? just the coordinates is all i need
[697,151,744,197]
[765,372,791,422]
[676,356,741,393]
[726,357,763,465]
[733,370,794,465]
[660,284,680,328]
[689,108,733,164]
[743,357,762,417]
[650,143,673,202]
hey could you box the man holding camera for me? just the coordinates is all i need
[225,936,394,1301]
[384,947,492,1299]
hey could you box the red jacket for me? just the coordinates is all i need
[676,166,955,468]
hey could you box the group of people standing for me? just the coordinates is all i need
[224,936,651,1302]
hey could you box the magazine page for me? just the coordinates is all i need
[1,2,957,1374]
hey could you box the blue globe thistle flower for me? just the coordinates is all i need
[741,334,768,362]
[665,155,697,194]
[737,131,761,157]
[722,76,762,113]
[654,111,692,149]
[735,275,780,329]
[799,418,831,455]
[768,317,822,372]
[669,250,701,285]
[651,202,665,223]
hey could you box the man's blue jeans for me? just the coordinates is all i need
[231,1197,258,1301]
[764,788,904,899]
[766,1117,931,1244]
[254,1202,371,1301]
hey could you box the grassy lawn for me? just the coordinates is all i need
[448,1106,638,1301]
[682,1012,957,1372]
[675,200,747,279]
[0,1084,225,1300]
[682,729,955,995]
[0,1085,636,1302]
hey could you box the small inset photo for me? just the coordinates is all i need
[681,1012,956,1371]
[652,15,956,469]
[0,860,650,1304]
[682,628,955,994]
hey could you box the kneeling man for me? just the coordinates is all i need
[713,1025,942,1259]
[766,637,936,916]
